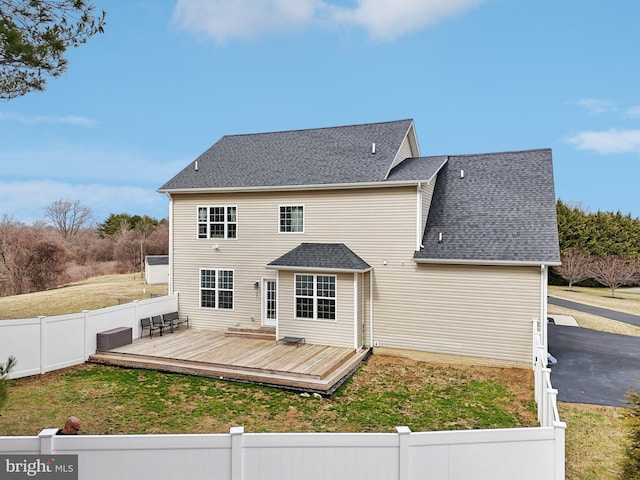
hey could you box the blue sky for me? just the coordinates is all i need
[2,0,640,224]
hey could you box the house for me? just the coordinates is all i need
[158,119,560,367]
[144,255,169,284]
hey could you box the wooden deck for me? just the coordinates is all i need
[88,329,370,394]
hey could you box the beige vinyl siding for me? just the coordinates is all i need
[170,187,417,334]
[388,135,414,172]
[277,272,354,347]
[371,264,540,364]
[420,180,436,240]
[170,187,542,364]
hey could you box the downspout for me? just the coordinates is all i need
[166,193,174,296]
[353,272,358,350]
[361,272,365,348]
[541,265,548,350]
[369,270,374,348]
[416,183,422,251]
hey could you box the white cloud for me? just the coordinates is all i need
[565,129,640,155]
[0,112,98,127]
[574,98,618,115]
[0,180,168,224]
[172,0,319,44]
[625,106,640,119]
[329,0,489,41]
[0,146,184,185]
[172,0,490,44]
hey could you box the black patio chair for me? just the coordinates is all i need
[140,317,163,338]
[162,311,189,330]
[151,315,171,335]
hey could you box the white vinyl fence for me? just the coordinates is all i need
[0,423,565,480]
[0,294,178,379]
[0,312,565,480]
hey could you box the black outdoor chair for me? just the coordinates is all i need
[140,317,163,338]
[162,311,189,330]
[151,314,171,335]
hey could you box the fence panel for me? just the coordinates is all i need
[0,425,564,480]
[0,318,41,378]
[0,295,178,378]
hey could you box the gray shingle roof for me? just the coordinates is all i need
[267,243,372,272]
[159,120,415,191]
[414,149,561,265]
[386,155,448,182]
[146,255,168,266]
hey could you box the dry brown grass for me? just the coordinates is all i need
[549,285,640,315]
[560,402,628,480]
[0,274,168,320]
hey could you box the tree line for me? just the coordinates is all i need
[0,199,167,297]
[554,200,640,296]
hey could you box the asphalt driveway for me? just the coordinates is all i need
[548,322,640,407]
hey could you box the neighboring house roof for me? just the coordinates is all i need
[267,243,372,273]
[414,149,561,266]
[146,255,169,266]
[158,119,422,192]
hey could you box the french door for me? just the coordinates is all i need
[262,278,277,327]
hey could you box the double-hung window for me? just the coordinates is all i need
[279,205,304,233]
[198,206,237,239]
[295,274,336,320]
[200,269,234,309]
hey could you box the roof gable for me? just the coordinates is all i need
[159,120,416,191]
[415,149,561,265]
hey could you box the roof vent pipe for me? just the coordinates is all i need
[438,232,443,243]
[195,161,198,171]
[372,143,376,154]
[460,169,464,178]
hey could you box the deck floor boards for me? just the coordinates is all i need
[89,329,369,393]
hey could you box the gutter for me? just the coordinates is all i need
[265,265,373,274]
[158,180,428,195]
[413,258,562,267]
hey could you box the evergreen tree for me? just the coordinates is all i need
[0,355,16,412]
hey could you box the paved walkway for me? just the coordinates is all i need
[548,296,640,407]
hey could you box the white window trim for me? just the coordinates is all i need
[197,205,238,240]
[199,268,235,311]
[293,273,337,322]
[278,204,305,234]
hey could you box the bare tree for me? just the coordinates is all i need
[44,199,93,240]
[0,218,66,295]
[553,249,592,290]
[588,255,639,298]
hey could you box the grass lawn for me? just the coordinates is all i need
[0,276,635,478]
[0,274,168,320]
[1,356,536,436]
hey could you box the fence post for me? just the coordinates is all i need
[39,316,46,374]
[82,310,90,361]
[532,318,539,369]
[553,421,567,480]
[38,429,58,454]
[230,426,244,480]
[396,426,411,480]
